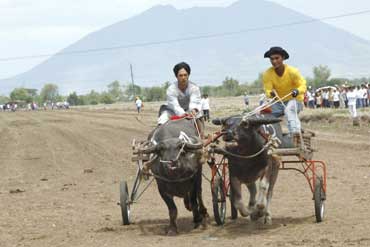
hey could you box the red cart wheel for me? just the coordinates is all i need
[314,176,325,223]
[212,176,227,225]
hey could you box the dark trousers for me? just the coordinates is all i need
[308,100,315,109]
[203,110,210,122]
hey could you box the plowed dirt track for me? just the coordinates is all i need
[1,106,370,247]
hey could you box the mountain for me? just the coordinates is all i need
[2,0,370,94]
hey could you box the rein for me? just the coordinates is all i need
[211,137,275,160]
[159,142,186,165]
[151,170,198,183]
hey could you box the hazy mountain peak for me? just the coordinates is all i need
[1,0,370,94]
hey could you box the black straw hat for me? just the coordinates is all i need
[264,47,289,60]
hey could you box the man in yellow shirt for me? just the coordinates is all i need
[263,47,307,135]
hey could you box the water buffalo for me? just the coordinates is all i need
[212,114,286,224]
[141,118,207,235]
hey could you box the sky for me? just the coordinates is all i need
[1,0,370,79]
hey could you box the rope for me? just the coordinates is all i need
[193,117,202,138]
[244,92,293,119]
[159,142,186,164]
[211,138,275,159]
[151,169,198,183]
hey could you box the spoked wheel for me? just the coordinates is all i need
[212,177,227,225]
[120,180,131,225]
[314,176,326,223]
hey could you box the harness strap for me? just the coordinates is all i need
[212,138,274,159]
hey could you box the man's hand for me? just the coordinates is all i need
[190,109,198,116]
[292,89,299,97]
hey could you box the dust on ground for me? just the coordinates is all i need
[0,100,369,247]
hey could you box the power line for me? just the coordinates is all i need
[1,9,370,62]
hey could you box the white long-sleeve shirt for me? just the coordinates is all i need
[346,91,357,106]
[307,91,315,101]
[167,81,202,115]
[333,91,340,102]
[201,98,210,110]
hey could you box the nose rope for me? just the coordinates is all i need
[159,142,186,164]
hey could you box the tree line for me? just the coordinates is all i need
[1,65,369,106]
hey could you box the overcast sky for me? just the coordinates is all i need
[1,0,370,79]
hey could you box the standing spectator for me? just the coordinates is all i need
[259,93,266,106]
[340,87,348,108]
[315,92,322,108]
[355,86,362,108]
[322,89,330,108]
[201,94,210,122]
[347,86,359,126]
[328,89,334,108]
[361,84,368,107]
[307,88,315,109]
[135,96,143,114]
[367,83,370,107]
[303,92,308,107]
[333,89,340,109]
[12,103,18,112]
[243,92,249,107]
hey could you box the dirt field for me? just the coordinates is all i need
[1,101,370,247]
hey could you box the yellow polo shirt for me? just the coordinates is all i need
[263,64,307,102]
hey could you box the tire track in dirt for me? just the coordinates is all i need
[1,110,370,247]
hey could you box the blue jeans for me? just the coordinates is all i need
[271,99,303,134]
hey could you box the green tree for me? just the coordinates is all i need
[313,65,331,88]
[222,77,241,96]
[107,80,123,101]
[200,86,212,96]
[144,87,165,101]
[40,83,59,102]
[67,92,80,106]
[0,95,10,104]
[100,92,114,104]
[163,81,171,91]
[125,84,141,100]
[86,90,100,105]
[10,88,33,102]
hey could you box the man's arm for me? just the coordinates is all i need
[292,69,307,95]
[167,86,186,115]
[189,85,202,114]
[263,72,274,98]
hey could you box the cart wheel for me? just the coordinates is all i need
[212,177,227,225]
[229,189,238,220]
[120,180,131,225]
[314,176,325,223]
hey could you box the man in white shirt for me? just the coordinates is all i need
[135,97,143,114]
[361,85,368,107]
[346,86,359,126]
[307,87,315,109]
[201,94,210,122]
[332,89,340,109]
[322,89,330,108]
[355,86,362,108]
[158,62,203,132]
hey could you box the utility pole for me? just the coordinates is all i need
[130,64,135,99]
